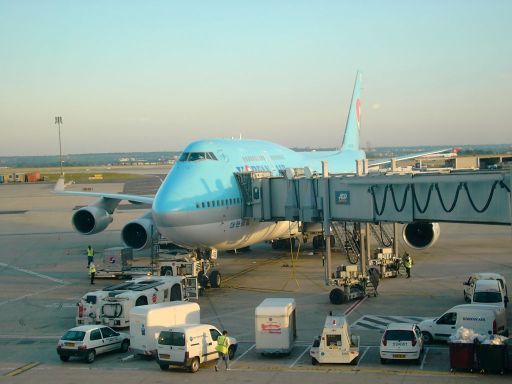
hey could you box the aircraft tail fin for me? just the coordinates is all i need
[340,71,362,151]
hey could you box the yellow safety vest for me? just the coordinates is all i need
[87,248,94,257]
[89,264,96,274]
[216,335,228,354]
[404,257,412,268]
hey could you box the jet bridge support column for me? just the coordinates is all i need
[322,161,331,284]
[393,223,399,258]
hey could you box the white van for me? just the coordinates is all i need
[471,279,508,309]
[156,324,238,373]
[419,304,508,344]
[129,302,200,356]
[463,273,508,303]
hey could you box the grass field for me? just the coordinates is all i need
[1,165,167,183]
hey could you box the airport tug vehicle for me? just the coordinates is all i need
[310,314,360,365]
[328,265,379,304]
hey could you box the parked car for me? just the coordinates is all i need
[463,273,508,304]
[156,324,237,372]
[380,323,423,364]
[419,304,508,344]
[56,325,130,363]
[471,279,508,308]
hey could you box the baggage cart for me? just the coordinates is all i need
[448,342,476,372]
[506,339,512,372]
[476,343,507,374]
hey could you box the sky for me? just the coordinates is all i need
[0,0,511,156]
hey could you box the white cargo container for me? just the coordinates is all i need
[130,301,200,356]
[255,298,296,354]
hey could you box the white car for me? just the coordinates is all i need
[56,325,130,363]
[380,323,423,364]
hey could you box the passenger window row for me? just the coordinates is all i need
[196,197,241,209]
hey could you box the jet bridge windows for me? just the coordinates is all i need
[179,152,218,162]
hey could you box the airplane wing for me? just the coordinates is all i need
[368,148,453,168]
[53,177,154,205]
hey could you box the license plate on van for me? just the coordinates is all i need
[393,354,405,358]
[159,354,170,360]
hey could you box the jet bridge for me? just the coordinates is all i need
[238,170,512,225]
[235,167,512,304]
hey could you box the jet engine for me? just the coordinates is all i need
[72,206,113,235]
[121,213,158,251]
[402,222,440,250]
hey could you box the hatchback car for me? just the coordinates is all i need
[380,323,423,364]
[56,325,130,363]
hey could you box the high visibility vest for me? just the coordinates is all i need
[89,264,96,274]
[87,248,94,257]
[404,257,412,268]
[216,335,228,354]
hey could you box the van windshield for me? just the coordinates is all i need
[158,331,185,346]
[474,291,502,303]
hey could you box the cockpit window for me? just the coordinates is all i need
[178,152,217,162]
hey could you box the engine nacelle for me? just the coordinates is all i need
[72,206,113,235]
[402,222,440,250]
[121,214,158,251]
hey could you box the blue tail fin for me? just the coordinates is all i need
[340,71,362,151]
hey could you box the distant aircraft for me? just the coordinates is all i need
[55,72,446,264]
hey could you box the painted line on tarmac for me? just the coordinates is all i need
[290,345,311,368]
[0,285,66,307]
[4,362,40,377]
[121,354,135,362]
[357,346,370,366]
[0,262,68,285]
[230,344,255,366]
[0,335,60,340]
[344,296,367,316]
[420,347,429,370]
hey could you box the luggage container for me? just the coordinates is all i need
[129,301,200,356]
[26,171,41,182]
[448,342,476,372]
[476,343,507,374]
[255,298,296,354]
[505,339,512,372]
[310,314,360,365]
[101,247,133,273]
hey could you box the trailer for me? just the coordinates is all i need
[310,314,360,365]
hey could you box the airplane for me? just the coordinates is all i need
[55,72,446,278]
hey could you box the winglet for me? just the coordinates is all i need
[341,71,362,151]
[54,177,65,192]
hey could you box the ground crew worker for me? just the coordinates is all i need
[214,330,229,371]
[86,245,94,267]
[89,262,96,285]
[404,253,413,278]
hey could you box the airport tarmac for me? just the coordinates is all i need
[0,180,511,383]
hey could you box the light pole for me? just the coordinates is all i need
[55,116,63,176]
